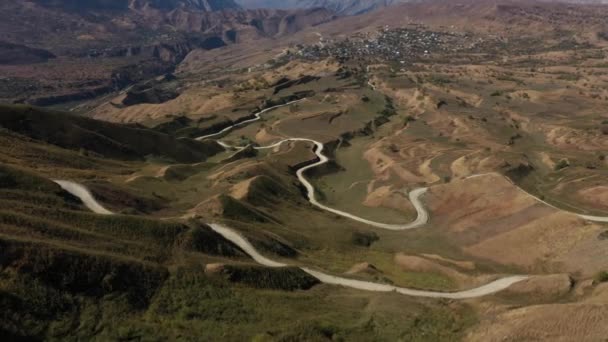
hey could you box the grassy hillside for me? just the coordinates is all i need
[0,104,222,163]
[0,162,475,341]
[0,162,234,339]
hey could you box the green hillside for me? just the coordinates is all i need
[0,104,222,163]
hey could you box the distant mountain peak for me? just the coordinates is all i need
[31,0,241,12]
[297,0,400,15]
[237,0,420,15]
[132,0,241,11]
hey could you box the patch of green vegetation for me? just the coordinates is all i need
[427,75,452,86]
[379,95,397,117]
[1,264,475,341]
[178,223,244,257]
[396,303,477,342]
[311,136,415,225]
[496,75,525,85]
[0,164,62,193]
[146,268,254,325]
[594,271,608,284]
[554,159,570,171]
[556,73,581,81]
[160,162,215,181]
[219,195,278,224]
[223,265,319,290]
[352,230,379,247]
[398,272,456,291]
[2,236,168,302]
[404,115,417,124]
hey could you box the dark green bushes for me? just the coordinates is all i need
[594,271,608,284]
[351,231,379,247]
[223,265,319,291]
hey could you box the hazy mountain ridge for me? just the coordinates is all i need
[30,0,241,12]
[237,0,405,14]
[297,0,407,15]
[239,0,608,15]
[236,0,301,9]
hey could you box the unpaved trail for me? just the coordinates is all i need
[53,180,113,215]
[467,173,608,223]
[195,99,305,141]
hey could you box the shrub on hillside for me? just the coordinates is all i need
[594,271,608,284]
[351,231,379,247]
[223,266,319,290]
[554,159,570,171]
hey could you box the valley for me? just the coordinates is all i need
[2,0,608,341]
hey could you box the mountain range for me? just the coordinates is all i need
[0,0,333,105]
[236,0,410,15]
[304,0,423,15]
[31,0,242,11]
[241,0,608,15]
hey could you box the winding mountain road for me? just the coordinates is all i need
[52,99,608,299]
[217,138,429,230]
[195,99,304,141]
[51,100,531,299]
[197,101,429,230]
[47,182,530,298]
[207,223,528,299]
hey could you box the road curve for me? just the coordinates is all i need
[195,99,305,141]
[292,139,428,230]
[208,223,527,299]
[207,223,287,268]
[53,180,114,215]
[216,139,428,230]
[198,106,429,230]
[577,214,608,223]
[54,180,527,298]
[467,173,608,223]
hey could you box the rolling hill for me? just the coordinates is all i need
[4,0,608,340]
[0,104,223,162]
